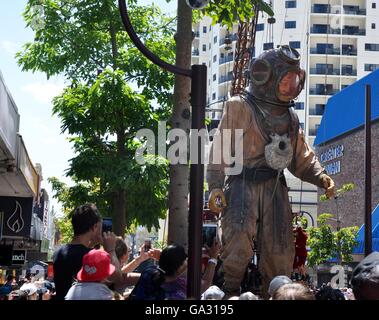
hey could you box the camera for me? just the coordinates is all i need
[144,239,152,252]
[202,223,218,248]
[102,217,113,233]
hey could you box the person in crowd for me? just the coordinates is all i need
[19,283,39,300]
[268,275,292,298]
[293,222,308,280]
[129,239,220,300]
[201,285,225,300]
[315,284,346,300]
[239,291,259,300]
[112,237,159,294]
[53,203,122,299]
[351,251,379,300]
[133,238,157,273]
[7,289,28,301]
[65,249,115,300]
[0,275,15,298]
[272,282,315,300]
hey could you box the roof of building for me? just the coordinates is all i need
[314,69,379,146]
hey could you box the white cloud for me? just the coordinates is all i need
[0,40,19,55]
[21,82,65,104]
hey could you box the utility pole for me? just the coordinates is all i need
[364,84,372,256]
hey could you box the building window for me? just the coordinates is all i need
[365,63,379,71]
[213,55,217,62]
[212,92,216,100]
[365,43,379,51]
[289,41,300,49]
[372,23,376,29]
[373,3,376,9]
[209,43,211,49]
[263,42,274,50]
[285,1,297,8]
[209,24,212,31]
[214,36,217,44]
[299,122,304,130]
[295,102,304,110]
[202,44,206,51]
[256,23,264,31]
[285,21,296,29]
[203,26,207,33]
[213,74,216,81]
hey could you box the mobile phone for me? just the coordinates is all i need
[102,217,113,233]
[144,239,152,252]
[202,223,218,248]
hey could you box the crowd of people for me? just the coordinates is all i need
[1,203,378,301]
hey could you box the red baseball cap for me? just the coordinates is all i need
[77,249,116,282]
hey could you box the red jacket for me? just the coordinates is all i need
[294,227,308,257]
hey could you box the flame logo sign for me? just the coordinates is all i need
[6,201,25,233]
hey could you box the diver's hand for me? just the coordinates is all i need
[320,174,335,199]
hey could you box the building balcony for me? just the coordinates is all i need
[309,128,319,136]
[219,33,238,46]
[310,68,340,75]
[218,74,233,84]
[309,87,339,95]
[219,55,234,65]
[342,28,365,36]
[343,6,366,16]
[310,47,340,55]
[341,47,357,56]
[341,68,357,76]
[309,105,325,116]
[311,4,341,14]
[310,26,341,35]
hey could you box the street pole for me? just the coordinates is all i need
[119,0,206,299]
[188,65,207,297]
[364,84,372,256]
[335,196,341,265]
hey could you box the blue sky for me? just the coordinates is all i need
[0,0,176,215]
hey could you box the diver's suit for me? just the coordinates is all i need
[207,46,334,297]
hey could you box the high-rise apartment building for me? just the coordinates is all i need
[194,0,379,224]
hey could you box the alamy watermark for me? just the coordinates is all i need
[135,121,243,175]
[30,1,46,31]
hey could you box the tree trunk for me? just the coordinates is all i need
[113,128,127,236]
[167,1,193,249]
[113,189,126,236]
[108,2,125,236]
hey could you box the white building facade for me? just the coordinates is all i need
[194,0,379,224]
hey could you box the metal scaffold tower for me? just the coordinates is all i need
[231,5,260,96]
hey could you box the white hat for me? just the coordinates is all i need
[268,275,292,296]
[201,285,225,300]
[20,283,38,296]
[239,291,258,300]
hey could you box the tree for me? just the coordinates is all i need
[202,0,274,27]
[307,213,358,267]
[307,183,358,267]
[17,0,175,235]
